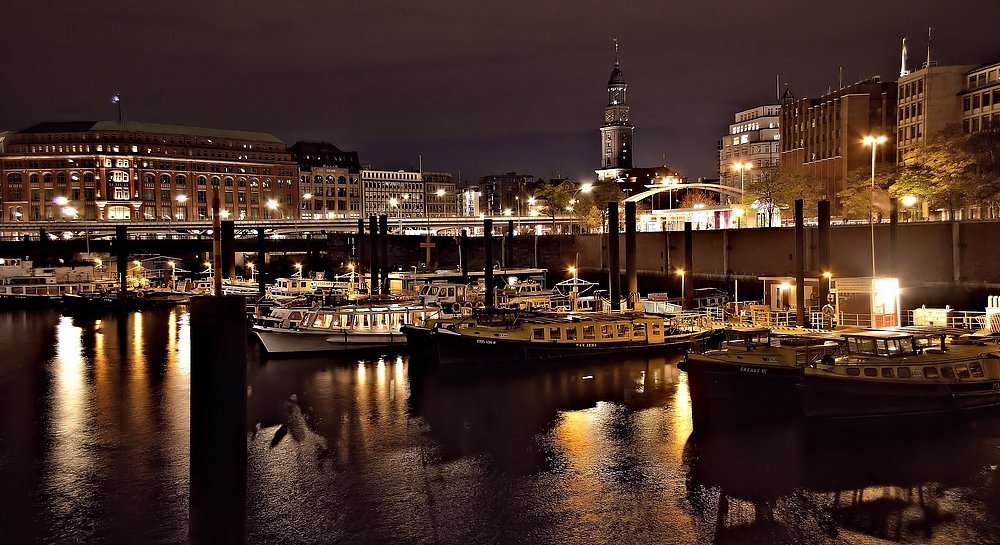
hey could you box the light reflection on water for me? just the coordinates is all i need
[2,309,1000,544]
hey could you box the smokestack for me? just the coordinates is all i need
[900,37,909,77]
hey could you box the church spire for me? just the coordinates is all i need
[614,37,619,66]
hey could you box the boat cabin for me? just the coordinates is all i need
[841,330,944,358]
[722,327,772,350]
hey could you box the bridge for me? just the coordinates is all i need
[0,215,579,241]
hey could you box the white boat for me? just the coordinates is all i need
[252,303,443,355]
[0,257,98,304]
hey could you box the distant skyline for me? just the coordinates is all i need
[4,1,1000,182]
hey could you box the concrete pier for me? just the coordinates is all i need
[189,296,247,545]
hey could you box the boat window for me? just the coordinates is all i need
[601,325,613,338]
[419,285,430,295]
[970,362,985,378]
[881,368,894,378]
[940,366,955,379]
[632,323,646,337]
[533,327,545,340]
[955,364,971,379]
[863,368,878,377]
[447,287,455,297]
[846,367,860,376]
[651,323,661,336]
[289,311,301,321]
[618,324,629,338]
[583,325,596,340]
[897,367,912,378]
[848,337,878,356]
[923,366,939,378]
[549,327,562,340]
[314,314,334,329]
[566,327,578,341]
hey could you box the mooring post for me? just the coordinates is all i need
[460,229,469,284]
[115,226,128,309]
[189,296,247,545]
[356,219,365,279]
[369,215,379,295]
[221,220,236,281]
[256,228,266,300]
[794,199,806,327]
[378,214,389,295]
[889,197,898,277]
[506,219,515,269]
[608,202,621,311]
[484,219,494,308]
[625,201,638,310]
[818,200,831,310]
[683,222,693,310]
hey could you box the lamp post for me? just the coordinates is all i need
[863,135,888,277]
[570,182,593,234]
[175,194,188,221]
[389,197,400,232]
[901,194,918,222]
[676,268,685,306]
[302,192,313,219]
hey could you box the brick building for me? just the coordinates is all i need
[1,121,298,223]
[780,78,897,213]
[289,141,361,219]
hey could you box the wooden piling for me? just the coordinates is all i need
[608,202,621,311]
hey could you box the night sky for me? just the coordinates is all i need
[4,1,1000,183]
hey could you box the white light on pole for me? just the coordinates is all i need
[863,135,888,277]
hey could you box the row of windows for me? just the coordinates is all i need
[899,78,924,100]
[844,361,983,379]
[963,115,1000,134]
[18,132,283,152]
[963,90,1000,112]
[530,321,660,341]
[967,69,1000,91]
[362,172,420,182]
[898,123,924,142]
[21,143,288,163]
[900,102,924,120]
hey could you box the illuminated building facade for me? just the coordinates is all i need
[360,169,423,218]
[779,79,898,213]
[420,171,458,217]
[959,62,1000,135]
[897,64,975,161]
[595,40,634,182]
[0,121,298,222]
[289,141,361,219]
[718,105,781,191]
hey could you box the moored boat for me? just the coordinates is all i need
[801,330,1000,419]
[252,303,442,355]
[425,309,713,366]
[678,327,843,421]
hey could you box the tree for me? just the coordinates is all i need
[678,190,717,209]
[898,125,980,219]
[581,181,626,232]
[533,183,571,230]
[839,164,902,221]
[745,168,822,226]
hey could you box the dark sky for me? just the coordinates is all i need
[4,1,1000,183]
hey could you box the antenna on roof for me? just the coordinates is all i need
[925,26,934,68]
[900,37,909,77]
[613,37,619,66]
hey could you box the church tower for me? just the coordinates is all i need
[596,38,634,181]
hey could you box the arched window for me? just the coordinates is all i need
[237,177,246,187]
[57,172,67,184]
[197,176,207,186]
[224,177,233,187]
[211,176,220,187]
[176,175,186,186]
[313,175,322,183]
[161,174,171,185]
[84,172,94,184]
[43,173,52,185]
[30,174,39,184]
[144,174,154,184]
[7,173,22,184]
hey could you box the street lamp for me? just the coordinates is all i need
[676,268,685,307]
[863,135,888,277]
[570,183,593,234]
[389,197,401,232]
[732,162,752,197]
[302,192,313,219]
[267,199,279,219]
[901,194,918,222]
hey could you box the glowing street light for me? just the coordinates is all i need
[54,196,69,206]
[863,135,889,277]
[676,268,685,308]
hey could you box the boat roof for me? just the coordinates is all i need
[842,330,913,340]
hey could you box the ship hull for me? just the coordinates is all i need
[253,327,406,355]
[679,356,804,421]
[801,373,1000,419]
[431,328,698,366]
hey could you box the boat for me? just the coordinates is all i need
[421,308,715,366]
[678,327,843,420]
[252,303,443,355]
[801,329,1000,419]
[0,257,98,306]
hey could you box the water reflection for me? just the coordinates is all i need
[3,308,1000,544]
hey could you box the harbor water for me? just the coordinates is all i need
[2,307,1000,544]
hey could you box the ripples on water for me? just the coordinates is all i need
[1,308,1000,544]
